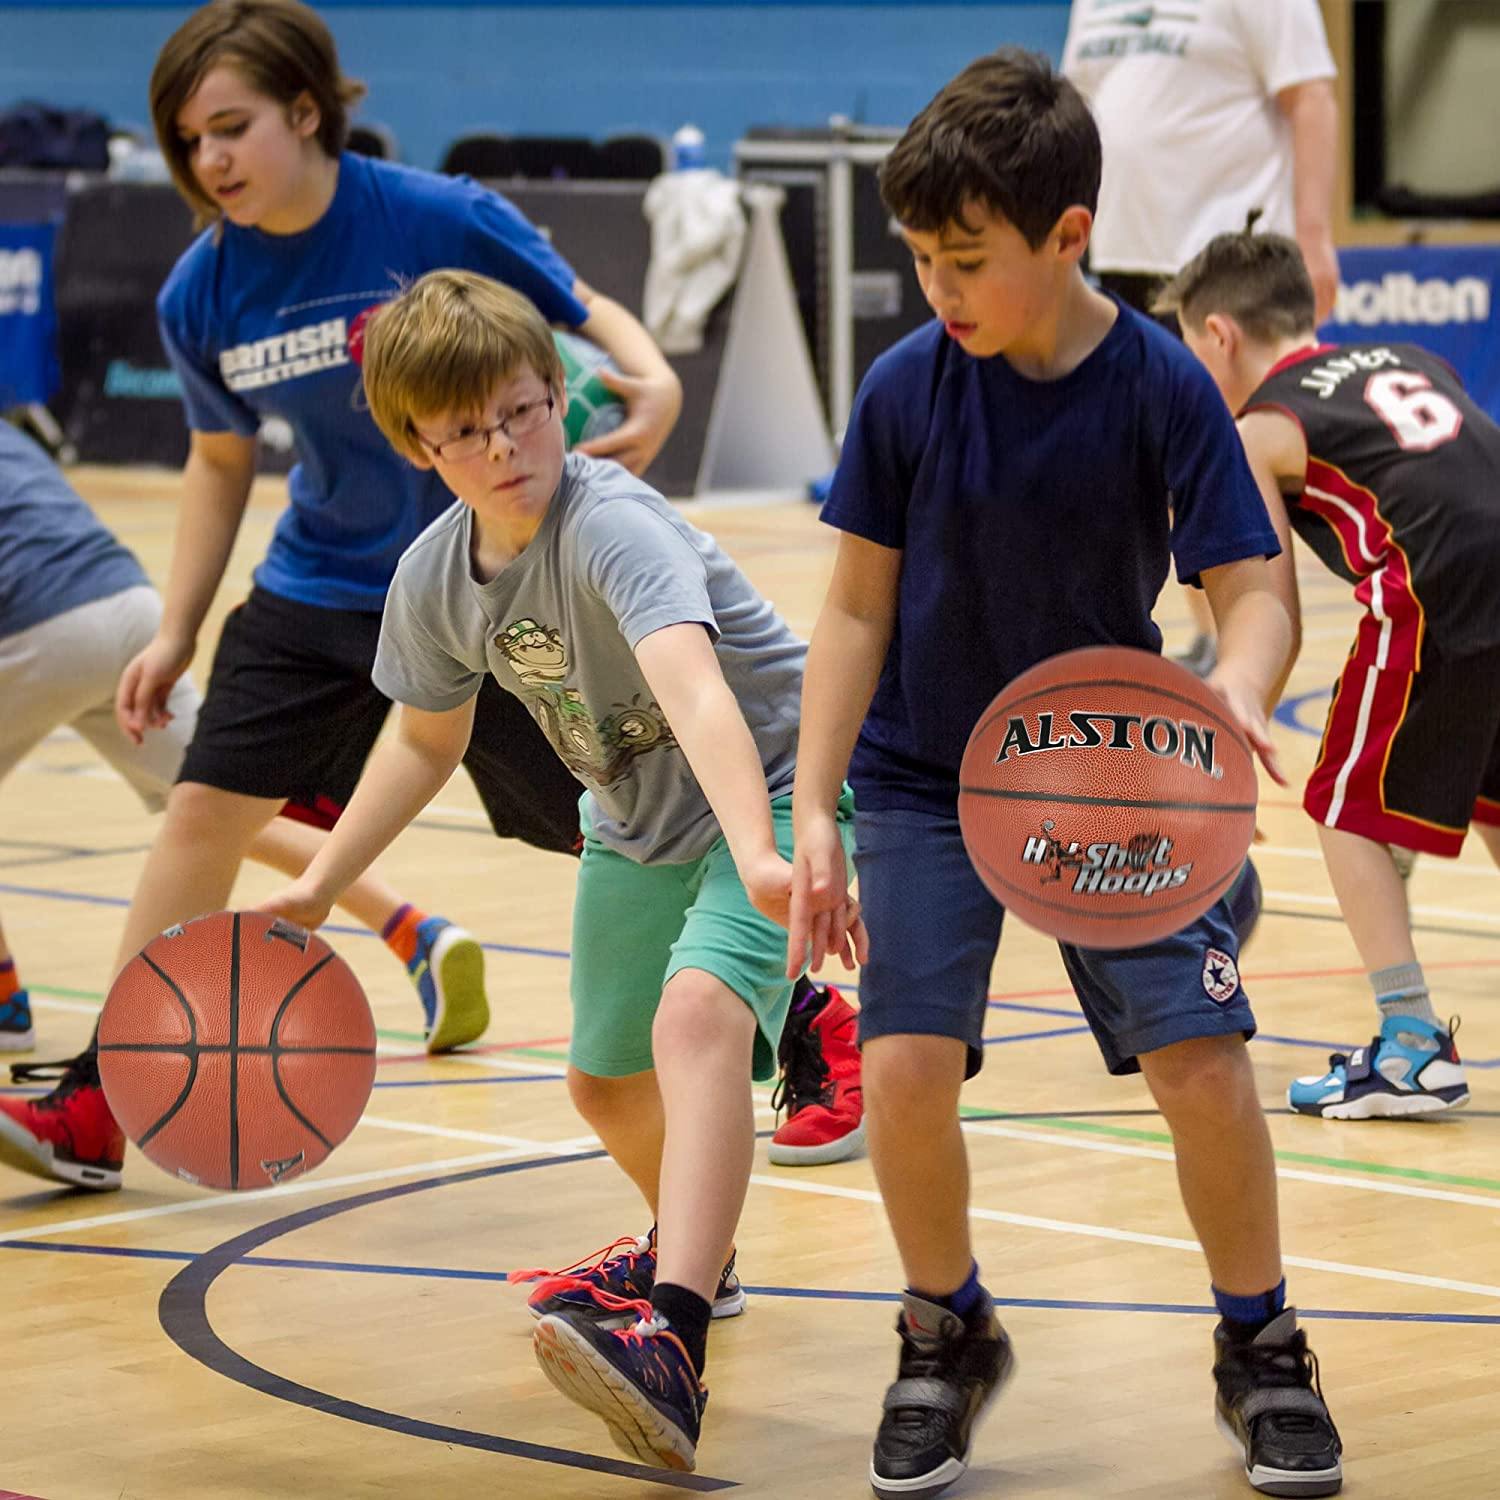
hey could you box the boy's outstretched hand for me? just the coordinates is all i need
[257,880,335,934]
[1205,665,1287,788]
[785,814,867,980]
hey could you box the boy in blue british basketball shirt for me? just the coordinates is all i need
[787,50,1342,1499]
[1,0,682,1180]
[1159,228,1494,1121]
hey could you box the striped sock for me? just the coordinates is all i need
[1373,961,1439,1043]
[382,904,430,967]
[0,959,19,1003]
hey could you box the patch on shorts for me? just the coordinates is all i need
[1202,947,1239,1004]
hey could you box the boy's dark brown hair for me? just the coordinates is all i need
[150,0,366,224]
[1154,229,1318,342]
[879,47,1100,248]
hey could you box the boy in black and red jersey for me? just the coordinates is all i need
[1158,229,1500,1121]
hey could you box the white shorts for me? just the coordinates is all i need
[0,586,200,813]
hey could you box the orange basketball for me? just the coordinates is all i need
[97,911,376,1191]
[958,645,1257,949]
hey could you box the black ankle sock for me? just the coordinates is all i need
[651,1281,711,1376]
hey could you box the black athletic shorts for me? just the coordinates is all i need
[179,586,584,856]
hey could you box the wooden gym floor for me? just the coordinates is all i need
[1,467,1495,1500]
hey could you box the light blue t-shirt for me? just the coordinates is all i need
[0,423,148,638]
[156,152,589,613]
[373,454,806,864]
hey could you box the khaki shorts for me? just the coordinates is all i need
[0,587,198,811]
[568,787,856,1081]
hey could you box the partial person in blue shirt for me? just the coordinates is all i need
[785,49,1343,1500]
[0,421,498,1190]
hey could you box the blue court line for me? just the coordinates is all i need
[152,1149,735,1492]
[984,1025,1093,1047]
[5,1240,1496,1327]
[5,879,1497,1063]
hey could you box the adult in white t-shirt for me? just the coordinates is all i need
[1064,0,1340,321]
[1064,0,1338,676]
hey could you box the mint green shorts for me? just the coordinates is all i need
[568,787,856,1082]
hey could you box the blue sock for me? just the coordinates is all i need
[1213,1278,1286,1338]
[911,1261,986,1321]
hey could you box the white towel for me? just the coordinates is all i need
[642,168,747,354]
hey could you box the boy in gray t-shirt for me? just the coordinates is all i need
[262,269,859,1473]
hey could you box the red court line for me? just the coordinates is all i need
[0,1490,50,1498]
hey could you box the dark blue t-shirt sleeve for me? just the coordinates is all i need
[459,182,589,329]
[1165,355,1281,586]
[820,348,923,548]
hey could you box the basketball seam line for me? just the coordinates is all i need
[132,952,201,1151]
[268,952,340,1157]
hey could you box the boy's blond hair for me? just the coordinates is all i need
[362,270,566,463]
[1153,229,1317,343]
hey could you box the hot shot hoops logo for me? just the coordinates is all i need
[1022,821,1194,897]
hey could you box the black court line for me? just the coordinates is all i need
[156,1149,736,1492]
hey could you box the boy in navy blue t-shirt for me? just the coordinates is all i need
[786,50,1343,1500]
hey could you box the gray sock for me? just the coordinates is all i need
[1372,961,1439,1047]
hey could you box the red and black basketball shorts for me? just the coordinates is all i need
[1306,621,1500,857]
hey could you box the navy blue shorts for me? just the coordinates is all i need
[854,806,1256,1077]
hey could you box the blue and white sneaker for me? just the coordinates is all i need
[1289,1014,1467,1119]
[408,917,489,1054]
[0,990,34,1052]
[533,1302,708,1471]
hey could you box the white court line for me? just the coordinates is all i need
[748,1172,1500,1300]
[357,1115,592,1151]
[1255,844,1500,879]
[0,1146,545,1245]
[1265,888,1500,926]
[962,1121,1500,1210]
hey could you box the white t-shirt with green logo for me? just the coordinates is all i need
[1063,0,1336,275]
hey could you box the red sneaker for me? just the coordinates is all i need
[0,1051,125,1191]
[769,981,865,1166]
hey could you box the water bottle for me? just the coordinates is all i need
[671,124,706,171]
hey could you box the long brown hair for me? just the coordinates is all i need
[150,0,366,223]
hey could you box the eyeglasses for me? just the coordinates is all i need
[420,393,555,462]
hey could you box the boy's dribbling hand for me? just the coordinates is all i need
[785,815,867,980]
[1206,665,1287,788]
[256,880,334,933]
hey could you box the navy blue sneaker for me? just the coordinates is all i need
[871,1292,1015,1500]
[0,989,34,1052]
[407,916,488,1053]
[519,1229,746,1324]
[1228,858,1263,951]
[1214,1308,1342,1495]
[534,1303,708,1471]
